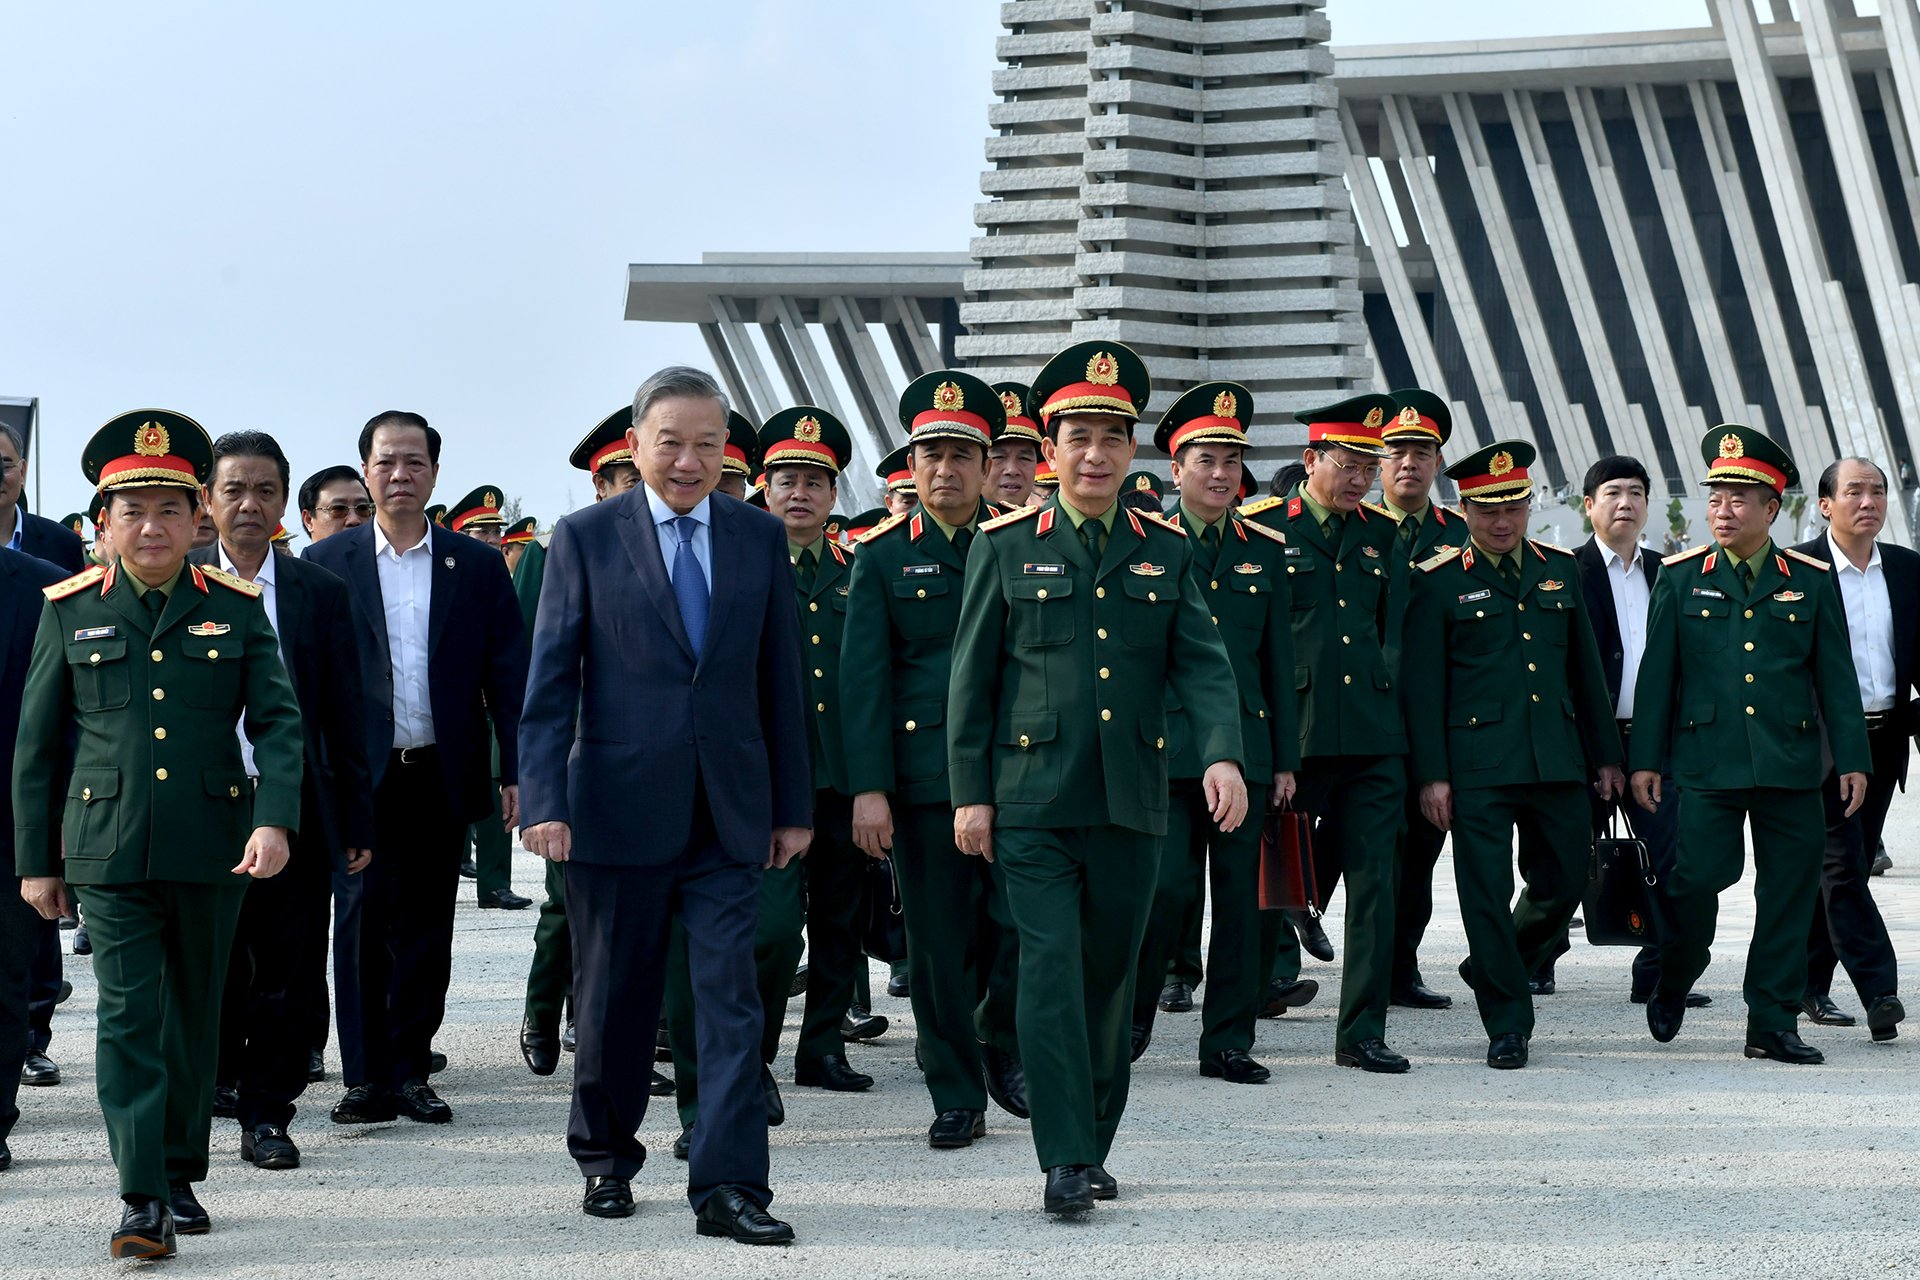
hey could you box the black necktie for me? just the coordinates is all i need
[1324,512,1344,542]
[1500,556,1518,587]
[1201,525,1219,555]
[144,589,166,619]
[1082,520,1104,562]
[1736,560,1753,589]
[795,550,816,594]
[953,528,973,561]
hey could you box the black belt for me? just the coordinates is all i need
[1863,711,1895,730]
[392,745,438,766]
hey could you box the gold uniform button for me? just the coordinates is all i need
[1211,615,1218,625]
[1338,599,1347,608]
[1522,632,1532,641]
[1257,709,1266,719]
[1155,736,1165,749]
[1745,674,1754,683]
[1517,603,1526,612]
[809,602,819,613]
[81,787,92,801]
[1527,662,1536,672]
[153,689,165,701]
[1100,709,1112,721]
[1096,587,1106,599]
[816,702,826,712]
[154,728,166,741]
[1248,585,1258,594]
[229,786,241,798]
[1475,610,1485,619]
[810,635,820,645]
[1147,591,1157,602]
[1037,589,1048,600]
[207,649,218,660]
[1469,717,1478,726]
[88,652,100,665]
[1700,609,1710,617]
[1343,675,1352,685]
[155,768,168,781]
[813,668,824,678]
[1531,694,1540,703]
[1744,609,1754,619]
[1099,667,1110,679]
[1097,628,1109,640]
[151,650,163,662]
[916,589,927,599]
[1788,613,1797,622]
[1744,641,1754,652]
[1341,635,1350,645]
[1018,734,1030,748]
[1210,580,1219,590]
[1287,566,1296,574]
[905,720,917,732]
[1746,705,1756,716]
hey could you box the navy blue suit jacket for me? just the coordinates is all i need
[0,549,71,870]
[303,521,526,826]
[18,513,85,576]
[519,488,810,865]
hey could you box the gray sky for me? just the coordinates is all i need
[1,0,1717,532]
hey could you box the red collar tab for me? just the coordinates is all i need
[1461,545,1476,572]
[1125,508,1144,538]
[1037,507,1056,537]
[1233,518,1247,541]
[1287,497,1303,519]
[1776,553,1789,578]
[188,564,208,593]
[909,512,925,542]
[1702,551,1717,575]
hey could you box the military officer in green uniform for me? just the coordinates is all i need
[500,516,537,574]
[1119,470,1166,515]
[1240,394,1413,1073]
[1127,383,1299,1083]
[15,410,303,1259]
[424,503,448,527]
[1401,442,1624,1068]
[878,443,917,516]
[841,369,1027,1149]
[717,410,758,502]
[949,341,1246,1216]
[988,383,1043,509]
[1376,388,1471,1011]
[1629,425,1869,1064]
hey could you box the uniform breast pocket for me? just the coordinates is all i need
[1009,578,1074,646]
[1532,594,1574,645]
[890,575,955,640]
[180,635,244,709]
[1451,598,1508,654]
[63,767,119,858]
[1681,599,1731,652]
[1120,574,1173,647]
[1222,574,1272,627]
[1284,555,1315,604]
[1768,599,1814,659]
[65,638,131,711]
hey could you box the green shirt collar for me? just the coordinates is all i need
[788,539,823,565]
[1177,500,1230,540]
[1056,496,1117,535]
[119,560,183,598]
[1722,540,1773,571]
[1383,497,1428,526]
[1468,539,1520,574]
[925,508,978,540]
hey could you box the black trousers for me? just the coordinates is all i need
[795,787,864,1067]
[1389,798,1446,991]
[0,886,40,1144]
[566,777,769,1212]
[1806,719,1904,1004]
[25,914,59,1054]
[329,854,368,1084]
[354,749,465,1090]
[216,783,337,1129]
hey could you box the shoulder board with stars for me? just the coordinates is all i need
[854,511,909,545]
[1136,509,1187,538]
[1239,518,1285,545]
[1782,547,1830,573]
[1361,500,1401,523]
[1662,543,1712,567]
[200,564,263,598]
[1529,538,1574,557]
[1236,496,1284,519]
[42,564,105,601]
[1417,544,1464,574]
[981,504,1043,534]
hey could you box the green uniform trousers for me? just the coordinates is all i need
[1167,871,1205,988]
[891,802,1019,1115]
[997,825,1158,1170]
[469,726,512,900]
[522,855,570,1031]
[1660,786,1825,1034]
[1298,754,1405,1050]
[1451,781,1590,1039]
[795,788,863,1068]
[1132,784,1268,1057]
[1261,912,1303,989]
[665,861,804,1127]
[76,880,247,1200]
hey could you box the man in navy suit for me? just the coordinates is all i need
[304,412,526,1127]
[0,547,68,1171]
[521,366,810,1245]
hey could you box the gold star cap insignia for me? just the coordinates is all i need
[794,416,822,443]
[1212,389,1238,420]
[135,422,170,456]
[1085,351,1119,386]
[1719,432,1744,459]
[1362,407,1384,429]
[1489,451,1514,477]
[933,381,965,412]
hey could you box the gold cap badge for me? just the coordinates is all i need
[932,381,965,413]
[483,491,498,509]
[1135,474,1154,492]
[1363,407,1384,429]
[135,422,170,456]
[1489,451,1514,477]
[1085,351,1119,386]
[794,416,822,443]
[1719,432,1743,459]
[1001,389,1022,416]
[1212,389,1238,421]
[1398,405,1422,427]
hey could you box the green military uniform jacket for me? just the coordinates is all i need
[1376,499,1471,671]
[14,559,303,885]
[795,536,855,795]
[947,496,1243,837]
[1166,506,1300,785]
[1241,488,1407,758]
[839,501,991,806]
[1402,538,1621,789]
[1628,541,1870,788]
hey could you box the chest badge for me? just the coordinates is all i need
[1538,579,1564,591]
[1361,545,1381,559]
[187,622,232,637]
[1232,563,1261,575]
[1129,563,1166,577]
[72,626,116,641]
[443,556,456,569]
[1772,590,1804,602]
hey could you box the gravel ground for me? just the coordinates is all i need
[8,792,1920,1279]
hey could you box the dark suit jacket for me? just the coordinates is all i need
[17,512,85,576]
[190,545,376,852]
[1574,535,1661,710]
[303,521,526,826]
[519,488,810,865]
[1790,533,1920,784]
[0,550,71,871]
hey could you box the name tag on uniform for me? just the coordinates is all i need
[1024,563,1065,575]
[1129,563,1166,577]
[1458,589,1491,604]
[1773,590,1804,602]
[1691,587,1725,600]
[902,563,941,577]
[72,626,116,641]
[1282,545,1302,557]
[1232,563,1261,575]
[187,622,232,637]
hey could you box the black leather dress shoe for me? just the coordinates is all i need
[760,1065,785,1127]
[307,1049,326,1083]
[1200,1048,1271,1084]
[1800,993,1855,1026]
[55,979,72,1005]
[1294,912,1335,962]
[562,1019,577,1054]
[650,1069,675,1096]
[842,1006,889,1041]
[1087,1165,1117,1201]
[71,924,91,955]
[794,1054,873,1092]
[331,1084,396,1124]
[696,1184,794,1244]
[241,1123,300,1170]
[1334,1038,1410,1073]
[167,1180,210,1234]
[1129,1023,1151,1063]
[887,970,910,998]
[429,1051,448,1075]
[1528,976,1555,996]
[1745,1030,1824,1064]
[396,1078,453,1123]
[1043,1165,1094,1216]
[1487,1033,1528,1069]
[1632,989,1711,1008]
[211,1084,238,1118]
[928,1108,986,1149]
[981,1042,1029,1119]
[1158,981,1194,1013]
[458,858,477,879]
[1871,845,1892,876]
[1866,994,1904,1042]
[582,1175,634,1218]
[110,1198,175,1259]
[1390,982,1453,1010]
[674,1125,693,1160]
[0,1138,11,1171]
[21,1050,59,1086]
[1260,977,1319,1018]
[479,888,532,910]
[521,1017,560,1076]
[1646,993,1686,1043]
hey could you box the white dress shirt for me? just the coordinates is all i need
[1829,532,1897,713]
[375,519,436,749]
[644,486,713,590]
[221,543,285,778]
[1596,537,1652,720]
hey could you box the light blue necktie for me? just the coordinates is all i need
[671,516,709,654]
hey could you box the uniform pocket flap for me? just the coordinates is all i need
[1010,578,1071,602]
[68,767,119,801]
[1448,704,1502,728]
[1120,575,1172,603]
[890,576,951,599]
[65,638,127,665]
[896,699,944,732]
[181,637,232,662]
[1295,664,1311,691]
[999,712,1058,748]
[204,769,251,800]
[1682,702,1717,727]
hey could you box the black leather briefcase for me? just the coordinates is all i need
[1583,810,1675,948]
[861,856,907,964]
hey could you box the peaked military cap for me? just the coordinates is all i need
[448,485,507,531]
[1446,440,1536,504]
[724,410,760,478]
[1123,470,1166,502]
[1237,465,1261,503]
[269,521,294,545]
[83,409,212,492]
[1384,388,1452,447]
[1701,424,1796,494]
[898,370,1003,449]
[992,381,1043,446]
[89,492,108,526]
[876,443,916,496]
[1154,381,1253,455]
[1033,459,1060,489]
[759,406,852,474]
[844,506,890,540]
[425,503,448,527]
[1295,393,1395,458]
[502,516,537,546]
[570,406,635,474]
[1030,340,1151,426]
[60,512,87,539]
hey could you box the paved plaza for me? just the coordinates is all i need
[10,798,1920,1279]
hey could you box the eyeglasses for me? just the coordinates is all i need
[317,502,376,520]
[1323,454,1382,482]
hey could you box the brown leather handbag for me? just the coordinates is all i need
[1258,805,1324,913]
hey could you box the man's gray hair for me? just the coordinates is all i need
[0,422,24,459]
[633,366,730,428]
